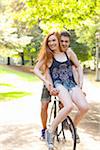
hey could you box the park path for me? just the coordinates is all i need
[0,73,100,150]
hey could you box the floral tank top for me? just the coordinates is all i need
[49,52,77,91]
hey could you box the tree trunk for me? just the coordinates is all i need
[20,52,24,65]
[31,56,34,66]
[7,57,10,65]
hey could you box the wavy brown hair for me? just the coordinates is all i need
[38,32,61,71]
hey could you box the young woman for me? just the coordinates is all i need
[34,31,89,148]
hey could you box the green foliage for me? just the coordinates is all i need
[0,0,99,62]
[19,0,97,31]
[12,0,98,61]
[22,25,43,62]
[70,30,90,61]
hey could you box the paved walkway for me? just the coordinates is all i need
[0,74,100,150]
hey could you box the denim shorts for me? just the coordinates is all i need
[41,85,51,102]
[54,80,77,92]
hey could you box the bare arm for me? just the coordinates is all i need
[45,69,53,86]
[34,59,59,95]
[33,59,52,90]
[67,49,83,88]
[34,59,46,82]
[45,69,59,95]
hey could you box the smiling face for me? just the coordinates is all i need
[47,34,59,52]
[60,36,70,52]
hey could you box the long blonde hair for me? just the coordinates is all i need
[38,32,61,71]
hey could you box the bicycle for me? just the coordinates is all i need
[47,96,77,150]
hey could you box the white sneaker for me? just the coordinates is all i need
[45,129,55,149]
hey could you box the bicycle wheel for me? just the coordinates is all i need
[60,116,77,150]
[48,99,76,150]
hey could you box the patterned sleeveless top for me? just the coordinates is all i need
[49,52,77,91]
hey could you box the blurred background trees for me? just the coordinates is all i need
[0,0,99,68]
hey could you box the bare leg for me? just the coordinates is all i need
[71,86,89,127]
[49,84,73,133]
[41,101,49,129]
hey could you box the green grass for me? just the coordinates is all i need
[0,91,32,101]
[0,83,14,87]
[0,65,40,82]
[0,65,41,102]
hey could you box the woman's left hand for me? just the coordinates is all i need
[50,88,59,96]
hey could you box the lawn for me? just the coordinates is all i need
[0,91,32,101]
[0,65,40,82]
[0,65,40,102]
[0,65,99,102]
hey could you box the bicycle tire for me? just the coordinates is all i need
[56,116,76,150]
[66,116,77,150]
[48,99,77,150]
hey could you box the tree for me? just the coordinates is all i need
[11,0,98,61]
[70,30,90,61]
[0,0,99,63]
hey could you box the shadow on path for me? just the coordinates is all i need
[0,124,46,150]
[0,102,99,150]
[79,102,100,140]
